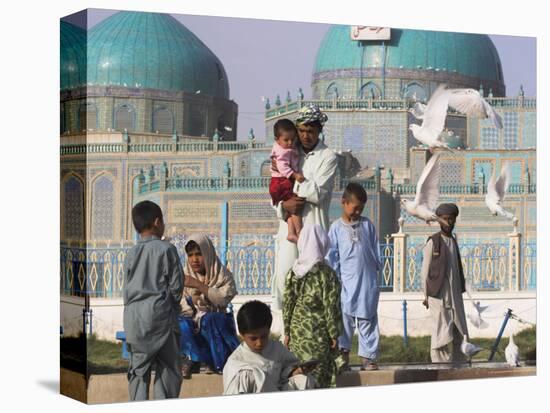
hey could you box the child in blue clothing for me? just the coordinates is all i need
[326,183,381,370]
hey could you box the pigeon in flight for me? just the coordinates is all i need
[409,84,503,151]
[401,153,443,224]
[485,163,514,219]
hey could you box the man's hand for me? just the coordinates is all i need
[422,298,429,309]
[184,276,202,289]
[282,195,306,215]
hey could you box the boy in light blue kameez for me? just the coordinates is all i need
[326,183,381,370]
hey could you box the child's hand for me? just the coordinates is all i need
[271,157,278,173]
[293,172,305,183]
[289,366,304,377]
[185,276,202,289]
[284,335,290,349]
[330,338,338,350]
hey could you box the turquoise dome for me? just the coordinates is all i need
[314,26,503,83]
[60,21,87,90]
[87,11,229,97]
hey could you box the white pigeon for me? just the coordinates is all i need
[409,84,503,151]
[485,163,514,219]
[505,333,520,367]
[408,85,455,151]
[401,153,442,224]
[467,305,489,329]
[464,290,489,328]
[461,335,483,359]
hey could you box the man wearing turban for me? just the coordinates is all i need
[420,203,469,363]
[270,105,338,334]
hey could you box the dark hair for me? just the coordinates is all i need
[237,300,273,333]
[131,201,163,233]
[273,119,297,138]
[343,182,367,204]
[185,240,201,254]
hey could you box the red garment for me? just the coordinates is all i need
[269,177,295,206]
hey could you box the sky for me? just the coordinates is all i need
[66,9,537,140]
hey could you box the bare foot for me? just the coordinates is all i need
[287,234,298,243]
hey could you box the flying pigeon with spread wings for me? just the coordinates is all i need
[401,153,442,224]
[409,85,503,151]
[485,163,514,219]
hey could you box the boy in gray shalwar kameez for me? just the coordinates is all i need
[123,201,184,400]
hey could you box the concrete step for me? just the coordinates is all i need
[60,365,536,404]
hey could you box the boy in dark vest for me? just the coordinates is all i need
[421,203,469,363]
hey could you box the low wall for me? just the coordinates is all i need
[61,292,536,341]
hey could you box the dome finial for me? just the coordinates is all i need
[298,88,304,100]
[275,94,281,106]
[479,83,484,97]
[265,98,271,110]
[286,91,292,103]
[519,84,525,97]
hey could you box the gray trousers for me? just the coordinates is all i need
[127,331,182,401]
[430,324,467,364]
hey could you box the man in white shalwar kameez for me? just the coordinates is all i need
[271,106,338,329]
[223,300,316,395]
[420,203,469,363]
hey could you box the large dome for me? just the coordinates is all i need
[86,11,230,98]
[60,21,87,90]
[313,26,505,96]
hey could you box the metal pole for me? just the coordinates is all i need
[89,309,93,336]
[220,201,229,266]
[488,308,513,361]
[402,300,408,346]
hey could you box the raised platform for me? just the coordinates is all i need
[60,364,536,404]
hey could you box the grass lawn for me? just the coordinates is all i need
[61,327,536,374]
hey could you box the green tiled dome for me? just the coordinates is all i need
[314,26,504,83]
[60,21,87,90]
[87,11,230,97]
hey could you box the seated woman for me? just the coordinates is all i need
[179,234,240,378]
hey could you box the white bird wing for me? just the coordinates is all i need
[482,99,503,129]
[410,102,426,119]
[486,164,510,205]
[448,88,486,117]
[414,153,441,211]
[421,85,451,138]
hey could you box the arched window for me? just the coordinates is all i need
[402,82,427,102]
[239,160,247,177]
[91,175,114,240]
[260,160,271,177]
[78,102,98,131]
[115,104,135,131]
[326,83,339,100]
[359,82,381,99]
[153,107,174,134]
[189,106,206,137]
[63,176,84,240]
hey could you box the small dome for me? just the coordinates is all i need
[60,21,86,90]
[87,11,230,97]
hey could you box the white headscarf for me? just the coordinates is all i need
[291,224,330,279]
